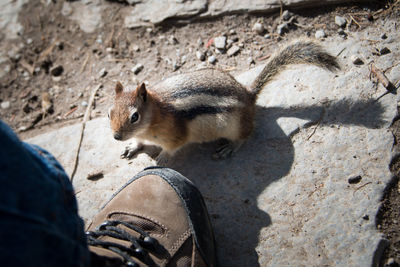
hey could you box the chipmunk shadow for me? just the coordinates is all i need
[163,98,387,267]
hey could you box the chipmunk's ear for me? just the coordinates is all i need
[136,83,147,102]
[115,81,124,96]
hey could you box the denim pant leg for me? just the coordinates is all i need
[0,121,90,267]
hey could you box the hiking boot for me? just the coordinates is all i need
[86,167,217,267]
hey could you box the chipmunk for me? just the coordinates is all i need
[108,40,340,163]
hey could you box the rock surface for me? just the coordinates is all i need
[121,0,370,28]
[27,18,400,266]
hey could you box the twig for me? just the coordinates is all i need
[336,47,346,57]
[63,106,78,118]
[80,54,90,74]
[353,182,372,196]
[279,0,283,17]
[306,121,320,141]
[350,15,361,28]
[19,60,35,75]
[38,40,58,62]
[256,54,271,61]
[70,84,102,182]
[370,64,396,92]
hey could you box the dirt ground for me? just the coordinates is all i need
[0,0,399,265]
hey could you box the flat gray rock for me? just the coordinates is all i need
[124,0,207,28]
[124,0,369,27]
[27,18,400,267]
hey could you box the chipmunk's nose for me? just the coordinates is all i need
[113,132,122,140]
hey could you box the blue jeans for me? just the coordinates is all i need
[0,121,90,266]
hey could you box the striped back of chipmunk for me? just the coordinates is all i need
[151,68,252,120]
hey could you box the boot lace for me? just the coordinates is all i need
[86,220,169,267]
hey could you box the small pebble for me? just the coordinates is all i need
[379,47,391,55]
[351,55,363,65]
[381,33,388,40]
[1,101,10,109]
[264,34,271,39]
[52,76,62,82]
[169,35,178,45]
[196,51,205,61]
[315,29,327,39]
[208,55,216,64]
[69,104,77,109]
[338,28,347,36]
[335,16,347,27]
[50,65,64,77]
[131,63,144,74]
[81,101,88,107]
[26,38,33,45]
[214,36,227,50]
[277,23,289,35]
[131,44,140,52]
[99,68,108,78]
[247,57,255,65]
[362,215,369,220]
[229,29,236,35]
[227,45,240,57]
[348,175,362,184]
[282,10,292,21]
[386,258,398,267]
[252,22,264,35]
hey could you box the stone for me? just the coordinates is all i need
[169,35,178,45]
[381,33,388,39]
[277,23,289,35]
[348,175,362,184]
[282,10,292,21]
[50,65,64,77]
[351,55,364,65]
[131,63,144,74]
[214,36,227,50]
[1,101,10,109]
[196,51,206,61]
[99,68,107,78]
[131,44,140,52]
[315,29,327,39]
[252,22,264,35]
[247,57,255,65]
[124,0,207,28]
[338,28,347,36]
[380,47,391,55]
[61,1,103,33]
[335,16,347,27]
[208,55,216,64]
[264,34,271,39]
[227,45,240,57]
[81,101,88,107]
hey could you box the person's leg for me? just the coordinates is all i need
[0,120,217,266]
[0,120,90,266]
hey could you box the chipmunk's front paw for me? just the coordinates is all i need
[212,139,244,160]
[120,143,144,159]
[156,151,170,166]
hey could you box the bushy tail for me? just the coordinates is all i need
[250,41,340,95]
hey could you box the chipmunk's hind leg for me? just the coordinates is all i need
[212,139,245,160]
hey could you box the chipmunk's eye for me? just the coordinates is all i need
[130,112,139,123]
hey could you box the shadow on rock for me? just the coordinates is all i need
[154,99,387,266]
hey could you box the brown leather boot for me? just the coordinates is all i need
[86,167,217,267]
